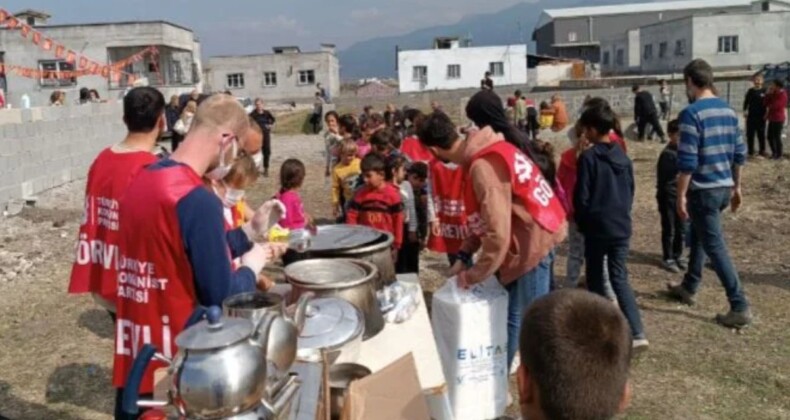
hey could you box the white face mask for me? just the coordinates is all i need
[223,185,246,207]
[206,138,238,181]
[252,151,264,170]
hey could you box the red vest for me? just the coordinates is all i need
[464,141,566,236]
[113,164,202,393]
[427,161,468,254]
[401,137,433,163]
[68,148,157,304]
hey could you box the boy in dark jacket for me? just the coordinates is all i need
[574,100,647,350]
[656,119,687,273]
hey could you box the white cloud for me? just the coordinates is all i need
[350,8,381,21]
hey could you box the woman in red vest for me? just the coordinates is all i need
[418,91,567,372]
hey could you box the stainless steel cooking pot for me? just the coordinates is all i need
[285,258,384,339]
[284,225,395,289]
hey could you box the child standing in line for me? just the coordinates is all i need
[275,159,309,230]
[406,162,430,250]
[324,111,343,178]
[574,100,647,349]
[370,128,402,160]
[389,156,420,273]
[539,101,555,130]
[357,113,385,159]
[332,141,362,222]
[347,153,404,251]
[656,119,687,273]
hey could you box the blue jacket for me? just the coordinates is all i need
[574,143,635,241]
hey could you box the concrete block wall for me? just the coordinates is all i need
[0,103,125,209]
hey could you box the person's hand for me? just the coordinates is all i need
[430,221,441,238]
[408,232,418,243]
[456,270,471,290]
[264,242,289,260]
[256,273,275,291]
[677,196,689,221]
[241,243,269,275]
[731,188,742,213]
[449,260,465,276]
[246,200,286,241]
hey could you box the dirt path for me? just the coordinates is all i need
[0,134,788,419]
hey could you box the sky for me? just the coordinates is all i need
[3,0,529,55]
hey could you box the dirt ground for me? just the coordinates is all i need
[0,130,789,420]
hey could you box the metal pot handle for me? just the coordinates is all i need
[122,344,167,415]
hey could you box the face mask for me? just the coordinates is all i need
[223,186,246,207]
[252,151,264,170]
[206,137,238,181]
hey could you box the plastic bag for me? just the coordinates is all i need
[379,281,421,324]
[431,276,509,420]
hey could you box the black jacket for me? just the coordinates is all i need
[250,110,276,136]
[634,91,658,119]
[743,87,767,120]
[656,143,679,201]
[574,143,635,241]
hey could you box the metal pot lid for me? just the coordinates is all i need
[308,225,383,252]
[298,298,363,351]
[176,307,254,351]
[285,259,370,288]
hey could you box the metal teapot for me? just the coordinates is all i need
[222,291,313,397]
[122,307,274,419]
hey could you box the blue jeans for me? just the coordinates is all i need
[682,187,749,312]
[585,239,645,339]
[505,252,553,369]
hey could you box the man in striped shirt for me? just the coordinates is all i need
[667,59,751,328]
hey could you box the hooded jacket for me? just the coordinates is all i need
[573,142,634,241]
[460,127,567,286]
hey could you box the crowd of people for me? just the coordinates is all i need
[64,57,781,420]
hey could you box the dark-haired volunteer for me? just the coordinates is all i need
[68,87,166,320]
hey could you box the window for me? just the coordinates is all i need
[602,51,611,66]
[762,1,770,11]
[298,70,315,85]
[718,36,739,54]
[616,49,625,66]
[226,73,245,89]
[675,39,686,57]
[38,60,76,87]
[447,64,461,79]
[643,44,653,60]
[26,16,35,26]
[263,71,277,87]
[489,62,504,77]
[659,42,668,59]
[412,65,427,82]
[568,32,578,42]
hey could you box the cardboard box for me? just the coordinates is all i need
[343,353,430,420]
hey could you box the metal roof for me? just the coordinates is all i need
[537,0,753,27]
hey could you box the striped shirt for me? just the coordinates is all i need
[678,97,746,190]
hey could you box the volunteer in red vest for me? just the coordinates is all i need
[68,87,165,320]
[418,91,568,370]
[426,159,468,266]
[113,94,286,419]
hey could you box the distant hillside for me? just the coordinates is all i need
[338,0,647,79]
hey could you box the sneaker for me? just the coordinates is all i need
[676,258,687,270]
[666,282,696,305]
[632,338,650,350]
[662,259,681,273]
[715,309,752,329]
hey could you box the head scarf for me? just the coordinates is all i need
[465,89,537,161]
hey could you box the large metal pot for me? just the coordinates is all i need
[285,259,384,339]
[296,297,365,364]
[284,225,396,289]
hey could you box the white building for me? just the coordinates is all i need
[397,37,527,93]
[600,1,790,75]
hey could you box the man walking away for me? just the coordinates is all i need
[633,85,666,142]
[743,74,768,157]
[667,59,751,328]
[659,80,670,120]
[764,79,788,160]
[250,98,276,177]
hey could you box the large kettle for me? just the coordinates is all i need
[222,291,313,397]
[122,307,274,419]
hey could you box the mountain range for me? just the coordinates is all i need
[338,0,645,79]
